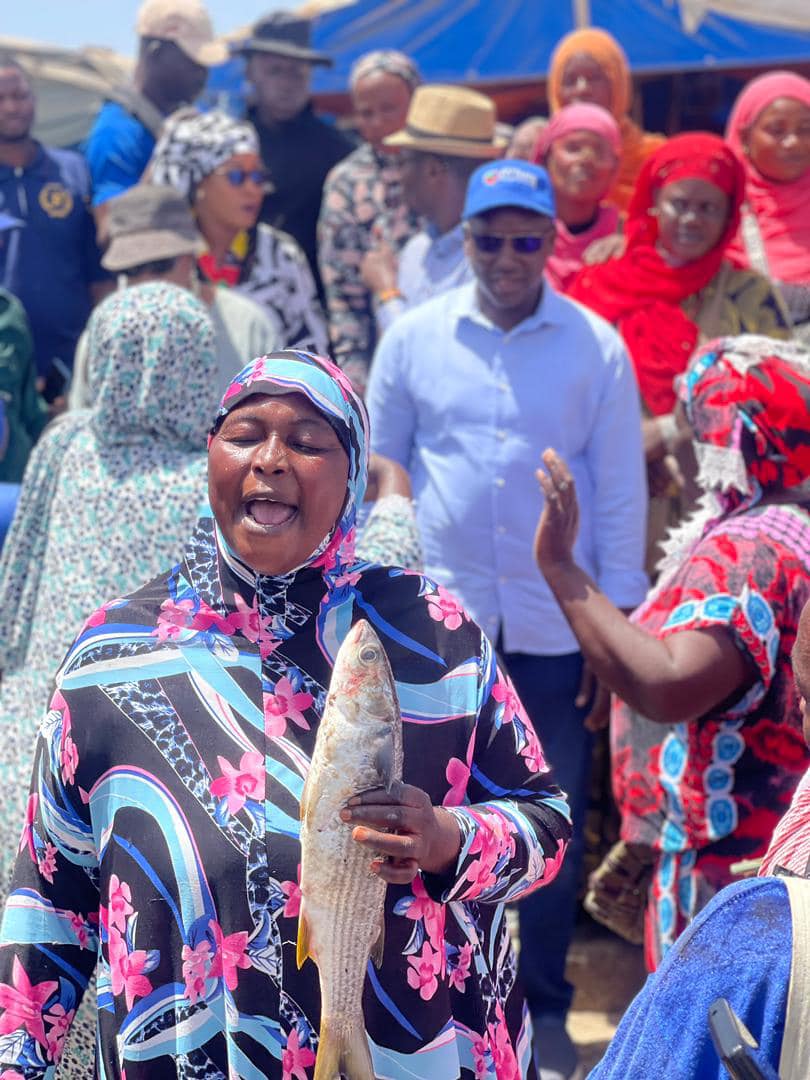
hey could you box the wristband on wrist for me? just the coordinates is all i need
[376,287,403,305]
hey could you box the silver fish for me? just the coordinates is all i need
[297,619,403,1080]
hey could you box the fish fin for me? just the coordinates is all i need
[370,919,385,969]
[296,902,312,969]
[374,730,396,793]
[314,1019,375,1080]
[300,771,315,827]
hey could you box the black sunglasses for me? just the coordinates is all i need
[216,168,268,188]
[470,233,549,254]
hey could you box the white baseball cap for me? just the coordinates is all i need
[136,0,228,66]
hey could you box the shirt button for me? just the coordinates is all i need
[497,382,509,392]
[495,477,506,488]
[498,576,508,585]
[496,429,507,441]
[497,525,506,535]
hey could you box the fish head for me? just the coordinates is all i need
[329,620,400,734]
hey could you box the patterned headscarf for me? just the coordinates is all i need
[349,50,421,92]
[88,282,218,448]
[211,350,369,574]
[0,282,216,677]
[149,107,260,201]
[679,335,810,498]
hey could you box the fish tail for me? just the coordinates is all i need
[314,1018,375,1080]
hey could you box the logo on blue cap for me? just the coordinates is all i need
[481,165,539,189]
[463,159,556,220]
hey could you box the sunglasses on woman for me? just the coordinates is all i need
[468,233,549,254]
[216,167,268,188]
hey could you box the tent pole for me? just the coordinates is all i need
[573,0,591,27]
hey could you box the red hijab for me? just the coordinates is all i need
[568,133,745,415]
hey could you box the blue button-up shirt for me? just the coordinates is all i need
[367,280,648,655]
[375,222,473,334]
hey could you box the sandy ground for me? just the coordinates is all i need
[508,908,648,1074]
[566,918,647,1072]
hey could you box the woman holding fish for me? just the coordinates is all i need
[0,350,570,1079]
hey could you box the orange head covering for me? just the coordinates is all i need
[548,28,631,120]
[547,28,665,212]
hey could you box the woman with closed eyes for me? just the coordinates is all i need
[149,107,328,355]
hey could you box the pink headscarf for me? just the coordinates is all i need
[725,70,810,285]
[533,103,622,294]
[534,102,622,162]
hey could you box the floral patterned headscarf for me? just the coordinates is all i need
[679,335,810,498]
[210,350,369,574]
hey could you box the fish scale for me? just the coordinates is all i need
[297,619,403,1080]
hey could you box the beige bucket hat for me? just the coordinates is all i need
[136,0,228,66]
[384,84,508,159]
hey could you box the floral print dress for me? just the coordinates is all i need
[613,500,810,968]
[318,143,420,394]
[0,352,571,1079]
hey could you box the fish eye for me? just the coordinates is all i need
[359,645,379,664]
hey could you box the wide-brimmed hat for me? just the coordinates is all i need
[102,185,204,272]
[136,0,228,66]
[384,85,507,159]
[238,11,332,67]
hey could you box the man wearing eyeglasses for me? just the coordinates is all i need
[367,160,648,1080]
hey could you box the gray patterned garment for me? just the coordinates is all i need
[235,223,329,356]
[149,108,328,356]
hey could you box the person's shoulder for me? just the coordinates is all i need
[40,145,92,195]
[324,143,372,185]
[60,565,178,668]
[255,222,306,262]
[550,287,628,355]
[212,286,283,347]
[87,100,144,139]
[353,565,487,663]
[375,287,462,362]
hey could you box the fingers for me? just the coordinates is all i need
[372,857,419,884]
[541,448,574,494]
[351,825,419,859]
[346,781,422,809]
[341,800,424,833]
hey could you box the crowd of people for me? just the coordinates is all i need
[0,0,809,1077]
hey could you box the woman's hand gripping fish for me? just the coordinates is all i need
[297,619,403,1080]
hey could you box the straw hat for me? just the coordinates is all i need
[384,84,507,159]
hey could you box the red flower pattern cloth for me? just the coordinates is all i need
[612,502,810,969]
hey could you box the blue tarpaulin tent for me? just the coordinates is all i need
[305,0,810,91]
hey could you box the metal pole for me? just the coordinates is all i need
[573,0,591,27]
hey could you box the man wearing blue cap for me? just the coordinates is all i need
[367,159,648,1080]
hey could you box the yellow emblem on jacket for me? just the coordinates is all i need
[38,183,74,219]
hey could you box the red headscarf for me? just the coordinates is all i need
[568,133,745,415]
[679,336,810,497]
[724,71,810,286]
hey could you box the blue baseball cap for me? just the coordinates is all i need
[463,159,556,221]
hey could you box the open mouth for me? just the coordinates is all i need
[245,499,298,529]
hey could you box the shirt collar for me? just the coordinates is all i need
[451,276,566,334]
[428,221,465,256]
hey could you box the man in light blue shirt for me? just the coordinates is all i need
[361,84,507,334]
[367,160,648,1080]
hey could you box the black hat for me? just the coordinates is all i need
[238,11,333,67]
